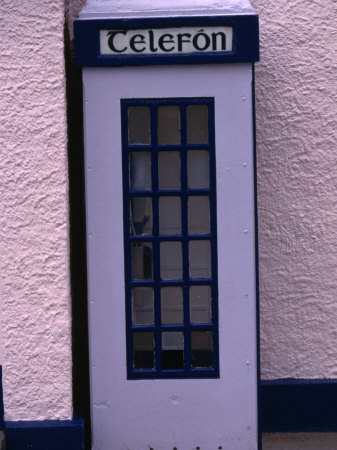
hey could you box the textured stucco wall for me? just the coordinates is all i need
[251,0,337,379]
[0,1,73,419]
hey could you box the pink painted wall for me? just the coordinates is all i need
[251,0,337,379]
[0,1,72,419]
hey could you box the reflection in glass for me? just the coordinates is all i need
[159,197,181,235]
[161,287,183,324]
[186,105,209,144]
[187,150,209,189]
[131,242,153,279]
[129,152,151,190]
[132,287,154,325]
[133,331,154,369]
[158,151,181,190]
[158,105,180,145]
[188,196,210,234]
[190,286,212,323]
[191,331,213,368]
[162,331,184,369]
[160,241,182,280]
[189,240,211,278]
[128,106,151,144]
[130,197,152,235]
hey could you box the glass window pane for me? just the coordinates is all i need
[191,331,213,368]
[128,106,151,144]
[162,331,184,369]
[161,287,183,324]
[124,99,217,378]
[159,197,181,235]
[129,152,151,190]
[158,151,180,190]
[133,332,154,369]
[189,240,211,279]
[187,150,209,189]
[131,242,153,279]
[132,287,154,325]
[160,241,183,280]
[130,197,152,235]
[189,286,212,323]
[188,196,210,234]
[158,105,180,145]
[186,105,209,144]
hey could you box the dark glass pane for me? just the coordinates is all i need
[131,242,153,279]
[159,196,181,235]
[190,285,212,323]
[189,240,211,279]
[128,106,151,144]
[191,331,213,368]
[133,332,154,369]
[130,197,152,235]
[160,241,183,280]
[158,151,180,190]
[158,105,180,145]
[186,105,208,143]
[129,152,151,190]
[187,150,209,188]
[188,196,210,235]
[162,331,184,369]
[132,287,154,325]
[161,287,183,324]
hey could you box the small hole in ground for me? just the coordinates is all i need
[218,447,223,449]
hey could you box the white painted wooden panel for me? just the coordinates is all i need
[83,63,257,449]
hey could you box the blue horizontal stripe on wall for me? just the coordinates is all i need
[261,378,337,432]
[5,417,84,450]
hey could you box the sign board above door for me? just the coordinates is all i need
[75,16,258,66]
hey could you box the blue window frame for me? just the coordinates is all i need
[122,98,219,379]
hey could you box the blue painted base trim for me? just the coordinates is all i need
[0,367,4,430]
[5,417,84,450]
[261,378,337,432]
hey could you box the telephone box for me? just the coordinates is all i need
[75,1,259,448]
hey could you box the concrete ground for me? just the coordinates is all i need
[263,433,337,449]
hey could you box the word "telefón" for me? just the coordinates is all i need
[100,27,233,55]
